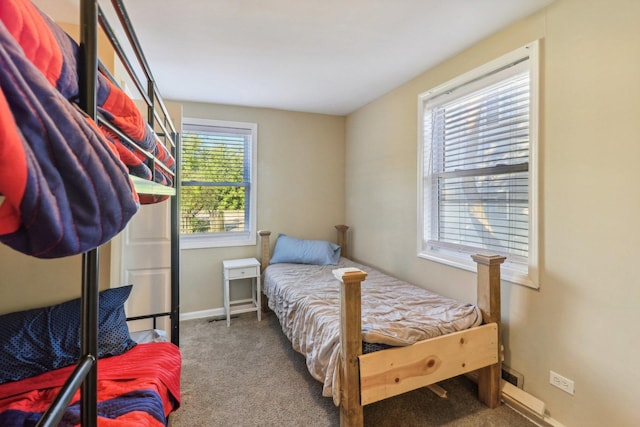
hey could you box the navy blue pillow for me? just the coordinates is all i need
[0,285,136,384]
[270,234,341,265]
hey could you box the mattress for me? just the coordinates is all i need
[262,257,482,405]
[131,329,169,344]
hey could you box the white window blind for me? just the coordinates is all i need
[427,70,529,260]
[180,119,257,248]
[419,43,538,287]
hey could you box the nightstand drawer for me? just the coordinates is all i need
[227,266,258,279]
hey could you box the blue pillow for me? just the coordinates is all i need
[0,285,137,384]
[270,234,341,265]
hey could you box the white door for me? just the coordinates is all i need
[111,200,172,335]
[109,101,181,340]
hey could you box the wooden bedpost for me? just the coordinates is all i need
[471,254,506,409]
[339,270,367,427]
[335,225,349,259]
[258,230,271,272]
[258,230,271,313]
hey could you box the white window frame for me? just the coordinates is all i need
[180,118,258,249]
[417,42,539,288]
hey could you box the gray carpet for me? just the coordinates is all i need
[169,314,538,427]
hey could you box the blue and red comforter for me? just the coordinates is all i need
[0,342,181,426]
[0,0,175,258]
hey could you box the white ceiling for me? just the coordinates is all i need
[33,0,552,116]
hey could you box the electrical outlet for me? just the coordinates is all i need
[549,370,575,395]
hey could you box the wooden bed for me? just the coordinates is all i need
[0,0,180,425]
[259,225,505,427]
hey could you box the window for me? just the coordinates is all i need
[180,118,257,249]
[418,42,538,288]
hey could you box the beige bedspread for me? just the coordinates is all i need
[262,258,482,405]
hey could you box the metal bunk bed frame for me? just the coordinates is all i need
[35,1,180,425]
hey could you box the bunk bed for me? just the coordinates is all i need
[259,226,505,427]
[0,0,181,425]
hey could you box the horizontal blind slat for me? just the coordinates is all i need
[180,124,252,235]
[425,66,530,259]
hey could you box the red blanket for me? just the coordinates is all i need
[0,0,175,257]
[0,342,181,426]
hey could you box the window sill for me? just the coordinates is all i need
[181,232,256,250]
[418,250,539,289]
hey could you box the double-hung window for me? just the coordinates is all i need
[418,42,538,287]
[180,118,257,249]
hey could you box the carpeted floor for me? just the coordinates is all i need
[169,314,539,427]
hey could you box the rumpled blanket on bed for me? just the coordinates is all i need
[0,342,181,426]
[0,0,174,258]
[263,258,483,406]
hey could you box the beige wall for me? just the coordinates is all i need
[0,246,110,314]
[178,102,346,314]
[345,0,640,426]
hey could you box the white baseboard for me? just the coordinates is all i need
[180,308,224,321]
[180,303,258,322]
[465,373,566,427]
[501,381,566,427]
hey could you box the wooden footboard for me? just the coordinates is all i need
[338,253,505,427]
[358,323,499,405]
[257,227,506,427]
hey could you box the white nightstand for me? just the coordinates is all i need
[222,258,261,327]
